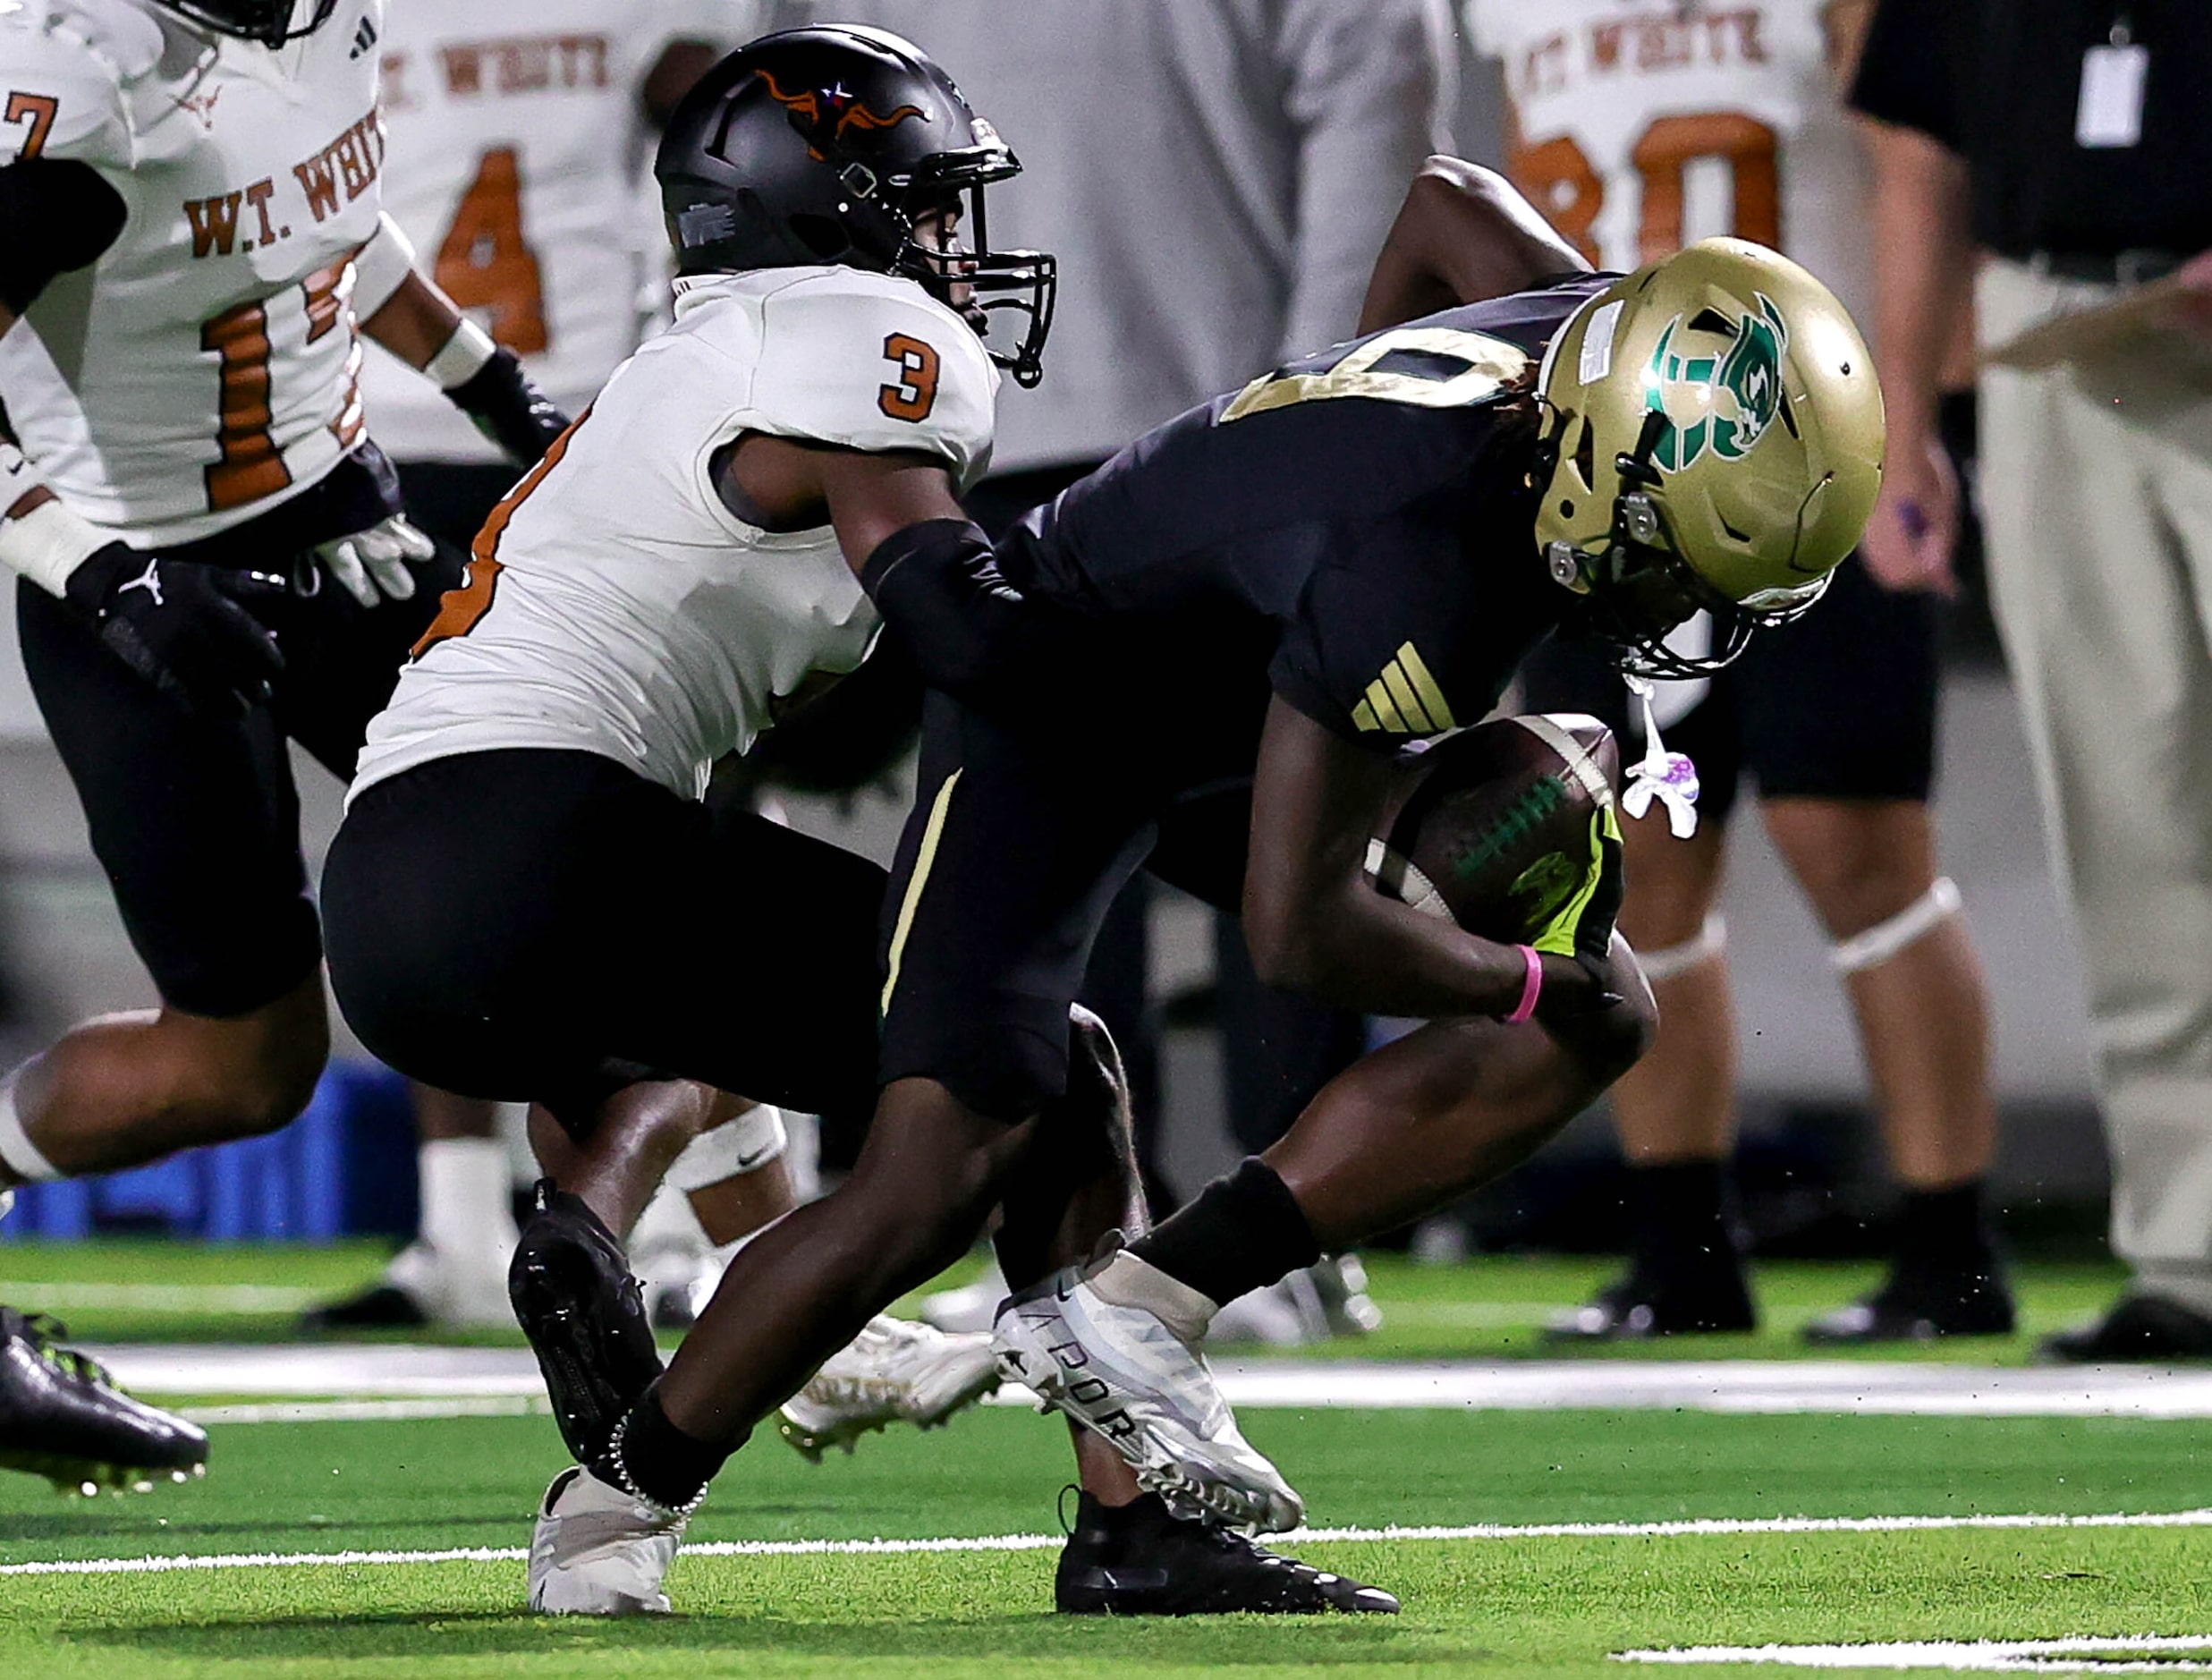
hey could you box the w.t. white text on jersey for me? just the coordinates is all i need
[360,0,731,465]
[0,0,392,541]
[1467,0,1871,330]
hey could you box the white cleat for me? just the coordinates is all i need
[527,1464,689,1616]
[777,1315,1002,1462]
[992,1249,1305,1535]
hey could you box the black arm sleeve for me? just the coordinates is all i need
[0,158,127,314]
[1849,0,1964,148]
[860,518,1106,716]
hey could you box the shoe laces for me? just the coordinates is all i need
[1194,1517,1302,1574]
[14,1312,116,1387]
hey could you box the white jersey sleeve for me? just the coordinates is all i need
[742,272,997,489]
[0,0,150,170]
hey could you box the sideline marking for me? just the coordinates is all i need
[89,1345,2212,1418]
[6,1507,2210,1580]
[5,1282,322,1312]
[1615,1633,2212,1670]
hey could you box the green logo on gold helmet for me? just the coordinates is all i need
[1643,293,1789,472]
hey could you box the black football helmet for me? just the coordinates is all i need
[655,26,1056,387]
[151,0,340,47]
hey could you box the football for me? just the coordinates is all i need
[1368,714,1619,942]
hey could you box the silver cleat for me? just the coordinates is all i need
[992,1248,1305,1534]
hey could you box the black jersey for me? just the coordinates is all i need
[1000,274,1614,753]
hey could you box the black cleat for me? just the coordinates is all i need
[300,1284,433,1333]
[1546,1265,1756,1341]
[2037,1294,2212,1364]
[1055,1490,1399,1616]
[1803,1267,2015,1345]
[0,1308,208,1493]
[509,1181,664,1463]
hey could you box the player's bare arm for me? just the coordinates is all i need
[1358,156,1593,335]
[352,225,572,471]
[714,432,1085,712]
[1242,697,1612,1021]
[1855,116,1971,594]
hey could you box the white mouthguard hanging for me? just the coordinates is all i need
[1619,673,1700,839]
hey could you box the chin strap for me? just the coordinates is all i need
[1618,673,1700,839]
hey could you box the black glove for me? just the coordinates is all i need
[445,346,571,467]
[64,541,284,717]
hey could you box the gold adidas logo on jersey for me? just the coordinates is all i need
[1351,642,1458,735]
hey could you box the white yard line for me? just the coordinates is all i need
[5,1507,2209,1580]
[1615,1633,2212,1670]
[179,1397,550,1426]
[89,1345,2212,1419]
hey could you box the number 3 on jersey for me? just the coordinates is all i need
[879,333,940,421]
[435,148,549,355]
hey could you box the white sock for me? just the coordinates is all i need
[418,1136,521,1258]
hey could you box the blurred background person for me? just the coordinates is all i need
[749,0,1455,1344]
[305,0,733,1332]
[1853,0,2212,1360]
[1469,0,2010,1342]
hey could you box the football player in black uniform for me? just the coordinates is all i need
[558,152,1884,1603]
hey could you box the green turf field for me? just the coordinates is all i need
[1,1243,2206,1676]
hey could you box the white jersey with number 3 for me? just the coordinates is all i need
[352,267,997,803]
[360,0,731,464]
[0,0,389,542]
[1467,0,1870,329]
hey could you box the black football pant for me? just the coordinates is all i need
[323,749,885,1141]
[19,445,463,1017]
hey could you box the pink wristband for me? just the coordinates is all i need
[1504,945,1543,1023]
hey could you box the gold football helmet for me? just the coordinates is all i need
[1532,237,1884,677]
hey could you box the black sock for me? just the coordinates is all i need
[1128,1157,1320,1307]
[1894,1178,1996,1276]
[597,1383,731,1512]
[1625,1158,1735,1273]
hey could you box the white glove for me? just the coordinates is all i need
[312,515,436,608]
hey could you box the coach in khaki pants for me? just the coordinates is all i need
[1852,0,2212,1358]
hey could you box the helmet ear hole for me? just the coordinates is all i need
[1569,420,1597,492]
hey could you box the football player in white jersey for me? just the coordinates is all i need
[1466,0,2008,1343]
[0,0,570,1488]
[304,0,735,1336]
[324,26,1393,1617]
